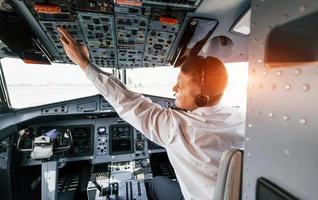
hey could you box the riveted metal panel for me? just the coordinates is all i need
[243,1,318,200]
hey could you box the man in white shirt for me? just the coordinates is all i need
[59,28,244,200]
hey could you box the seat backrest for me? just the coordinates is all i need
[213,148,243,200]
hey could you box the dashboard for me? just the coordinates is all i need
[0,94,174,199]
[11,94,169,167]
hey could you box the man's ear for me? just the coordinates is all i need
[195,94,210,107]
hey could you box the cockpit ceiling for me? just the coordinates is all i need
[0,0,250,68]
[7,0,202,68]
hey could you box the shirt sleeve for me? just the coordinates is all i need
[84,62,176,148]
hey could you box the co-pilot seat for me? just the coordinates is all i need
[213,148,243,200]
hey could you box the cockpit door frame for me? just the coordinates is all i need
[0,59,12,112]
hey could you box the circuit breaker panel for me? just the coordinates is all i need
[21,0,203,68]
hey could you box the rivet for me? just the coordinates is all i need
[240,53,244,56]
[293,69,301,75]
[247,183,252,187]
[247,153,251,157]
[282,13,288,19]
[299,5,307,12]
[255,4,260,10]
[268,112,275,118]
[259,43,264,48]
[246,137,250,142]
[299,118,307,125]
[262,71,268,75]
[283,115,289,121]
[258,59,263,63]
[248,124,253,128]
[284,150,290,155]
[301,84,310,91]
[244,193,248,198]
[252,22,256,27]
[276,71,282,76]
[284,84,291,90]
[250,68,256,74]
[271,84,277,90]
[253,37,258,42]
[258,111,262,115]
[245,167,249,171]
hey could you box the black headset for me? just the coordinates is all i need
[194,68,210,107]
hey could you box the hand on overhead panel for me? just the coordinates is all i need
[58,27,90,70]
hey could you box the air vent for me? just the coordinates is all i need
[41,105,68,114]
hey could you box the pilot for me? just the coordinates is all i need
[59,28,244,200]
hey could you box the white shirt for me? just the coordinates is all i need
[85,63,245,200]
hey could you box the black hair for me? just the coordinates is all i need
[180,55,228,103]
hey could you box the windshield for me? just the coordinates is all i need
[1,58,248,110]
[1,58,111,108]
[125,62,248,108]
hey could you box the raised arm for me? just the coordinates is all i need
[58,28,176,147]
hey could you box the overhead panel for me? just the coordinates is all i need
[141,0,200,9]
[114,6,150,68]
[39,21,85,63]
[78,12,117,67]
[143,30,176,67]
[23,0,204,68]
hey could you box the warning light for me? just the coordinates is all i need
[33,4,61,14]
[159,16,179,25]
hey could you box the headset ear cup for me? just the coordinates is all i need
[195,95,210,107]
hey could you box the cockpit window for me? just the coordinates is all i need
[221,62,248,110]
[231,9,251,36]
[1,58,112,109]
[126,67,180,99]
[126,62,248,109]
[1,58,248,110]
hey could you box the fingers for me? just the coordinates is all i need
[58,27,75,44]
[60,38,68,52]
[60,35,69,45]
[60,37,73,59]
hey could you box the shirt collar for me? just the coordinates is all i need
[191,104,223,115]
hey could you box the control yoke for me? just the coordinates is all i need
[16,128,73,160]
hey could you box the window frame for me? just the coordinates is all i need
[230,7,251,37]
[0,59,12,112]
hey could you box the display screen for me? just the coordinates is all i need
[109,124,133,155]
[38,126,93,157]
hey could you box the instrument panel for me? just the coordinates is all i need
[17,118,165,166]
[21,0,199,68]
[78,12,117,67]
[93,119,165,165]
[18,125,94,163]
[0,94,175,199]
[16,94,170,166]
